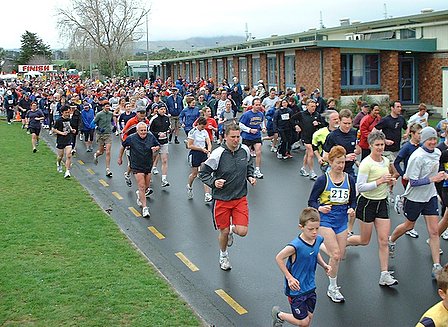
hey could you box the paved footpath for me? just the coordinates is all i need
[42,131,443,326]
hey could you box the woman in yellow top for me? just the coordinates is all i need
[347,130,398,287]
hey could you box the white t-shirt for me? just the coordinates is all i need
[216,99,227,117]
[188,127,208,148]
[262,96,279,111]
[242,95,255,107]
[408,112,429,128]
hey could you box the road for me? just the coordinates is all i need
[42,131,443,326]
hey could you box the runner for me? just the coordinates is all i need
[93,101,114,177]
[25,102,44,153]
[80,102,96,152]
[53,105,76,179]
[149,103,171,187]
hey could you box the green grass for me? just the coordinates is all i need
[0,123,200,326]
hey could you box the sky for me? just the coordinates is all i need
[2,0,447,49]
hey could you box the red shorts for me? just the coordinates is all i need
[212,197,249,230]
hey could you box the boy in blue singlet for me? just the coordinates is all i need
[272,207,331,327]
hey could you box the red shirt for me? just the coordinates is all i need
[359,114,381,149]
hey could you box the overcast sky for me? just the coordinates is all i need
[2,0,447,49]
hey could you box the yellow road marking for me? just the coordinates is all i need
[148,226,165,240]
[112,192,123,200]
[215,289,248,315]
[77,160,84,165]
[99,179,109,187]
[128,207,141,217]
[86,168,95,175]
[175,252,199,272]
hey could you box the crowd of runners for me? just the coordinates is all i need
[1,74,448,326]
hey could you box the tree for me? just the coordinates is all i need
[16,31,52,65]
[57,0,150,77]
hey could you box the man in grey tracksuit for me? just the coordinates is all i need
[199,123,256,271]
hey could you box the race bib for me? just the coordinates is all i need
[8,100,13,104]
[281,113,290,120]
[330,188,349,203]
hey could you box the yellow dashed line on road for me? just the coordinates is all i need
[128,207,141,217]
[112,192,123,200]
[175,252,199,272]
[215,289,248,315]
[77,160,84,165]
[86,168,95,175]
[99,179,109,187]
[148,226,165,239]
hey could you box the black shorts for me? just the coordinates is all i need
[355,195,389,223]
[29,127,41,136]
[189,150,207,167]
[83,130,95,142]
[242,138,262,147]
[403,196,439,222]
[132,169,151,175]
[56,143,72,150]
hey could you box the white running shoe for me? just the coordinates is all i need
[161,179,170,187]
[394,194,403,215]
[254,169,264,179]
[151,167,159,175]
[93,153,98,165]
[379,271,398,286]
[327,286,345,303]
[124,172,132,187]
[309,172,318,181]
[219,256,232,271]
[300,167,309,177]
[57,162,63,173]
[227,225,235,247]
[405,228,419,238]
[142,207,150,218]
[186,184,193,199]
[442,229,448,240]
[64,170,71,179]
[204,193,213,203]
[135,190,142,207]
[145,188,153,197]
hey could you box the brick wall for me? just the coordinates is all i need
[260,54,267,84]
[212,59,217,84]
[223,58,228,82]
[322,48,341,99]
[233,57,239,80]
[278,52,285,91]
[247,55,253,88]
[295,49,321,94]
[418,53,448,107]
[379,51,399,100]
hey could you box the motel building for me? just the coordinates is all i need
[158,9,448,113]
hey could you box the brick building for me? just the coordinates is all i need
[157,9,448,111]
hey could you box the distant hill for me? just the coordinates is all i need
[133,36,246,53]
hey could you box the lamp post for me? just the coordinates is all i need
[145,13,150,80]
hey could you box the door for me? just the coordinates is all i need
[399,57,415,104]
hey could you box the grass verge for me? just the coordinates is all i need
[0,123,200,326]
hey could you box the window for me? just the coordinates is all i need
[268,56,277,89]
[252,57,260,87]
[185,62,190,81]
[239,58,247,86]
[192,62,197,80]
[341,54,379,89]
[400,29,416,39]
[207,60,212,79]
[199,61,205,78]
[217,60,224,83]
[285,55,295,88]
[227,59,234,80]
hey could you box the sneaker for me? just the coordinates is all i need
[204,193,213,203]
[442,229,448,240]
[394,194,403,214]
[379,271,398,286]
[219,256,232,271]
[388,238,396,258]
[93,153,98,165]
[174,137,180,144]
[86,148,92,152]
[432,263,443,279]
[135,190,142,207]
[227,225,234,247]
[142,206,150,218]
[161,179,170,187]
[300,167,309,177]
[49,130,53,135]
[57,162,63,173]
[145,188,153,197]
[405,228,419,238]
[426,238,443,255]
[64,170,71,179]
[347,231,354,238]
[309,172,318,181]
[186,184,193,199]
[79,134,83,141]
[327,286,345,303]
[271,306,284,327]
[254,169,264,179]
[277,153,283,159]
[124,172,132,187]
[270,146,277,152]
[151,167,159,175]
[32,148,37,153]
[106,168,113,178]
[71,149,76,155]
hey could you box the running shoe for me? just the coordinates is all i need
[432,263,443,279]
[151,167,159,175]
[271,306,284,327]
[379,271,398,286]
[309,172,318,181]
[388,237,396,258]
[186,184,194,199]
[270,146,277,152]
[174,137,180,144]
[394,194,403,215]
[33,148,37,153]
[426,238,443,255]
[64,170,71,179]
[79,134,83,141]
[145,188,153,197]
[227,225,234,247]
[86,148,92,152]
[277,153,283,159]
[142,207,150,218]
[106,168,113,178]
[300,167,309,177]
[219,256,232,271]
[204,193,213,203]
[254,169,264,179]
[405,228,419,238]
[71,149,76,155]
[135,190,142,207]
[124,172,132,187]
[93,153,98,165]
[57,162,63,173]
[250,149,256,157]
[161,179,170,187]
[347,231,354,238]
[442,229,448,240]
[327,286,345,303]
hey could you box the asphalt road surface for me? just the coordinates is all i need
[41,130,443,327]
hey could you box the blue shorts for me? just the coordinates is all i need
[288,291,316,321]
[320,205,348,234]
[403,196,439,222]
[189,150,207,168]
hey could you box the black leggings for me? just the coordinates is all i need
[278,129,292,155]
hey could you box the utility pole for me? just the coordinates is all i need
[146,13,150,80]
[89,47,93,80]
